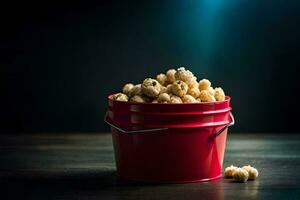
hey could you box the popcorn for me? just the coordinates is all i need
[111,67,227,103]
[171,80,189,97]
[112,93,128,102]
[224,165,259,183]
[232,168,249,183]
[166,84,173,93]
[214,87,225,101]
[188,79,199,88]
[129,84,142,97]
[166,69,176,83]
[130,95,149,103]
[182,95,198,103]
[187,86,200,98]
[208,87,215,96]
[122,83,134,96]
[199,79,211,91]
[160,86,167,94]
[156,73,167,86]
[141,78,161,97]
[170,95,183,103]
[242,165,259,180]
[224,165,238,178]
[157,93,171,103]
[175,67,196,84]
[199,90,216,102]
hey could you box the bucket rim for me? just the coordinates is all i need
[107,107,232,115]
[108,94,231,105]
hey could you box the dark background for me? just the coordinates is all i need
[3,0,300,133]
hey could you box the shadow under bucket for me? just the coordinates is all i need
[105,95,234,183]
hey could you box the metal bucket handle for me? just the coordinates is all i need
[104,112,234,138]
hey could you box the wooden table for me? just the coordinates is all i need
[1,133,300,199]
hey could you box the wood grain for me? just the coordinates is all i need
[0,133,300,200]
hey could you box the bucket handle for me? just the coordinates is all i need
[104,112,168,133]
[213,112,235,138]
[104,111,234,136]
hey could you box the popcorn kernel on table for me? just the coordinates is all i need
[141,78,161,97]
[232,168,249,182]
[199,90,216,102]
[166,69,176,83]
[171,80,189,97]
[224,165,238,178]
[156,73,168,86]
[112,93,128,102]
[199,79,211,91]
[242,165,259,180]
[122,83,134,96]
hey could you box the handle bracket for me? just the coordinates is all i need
[214,112,235,138]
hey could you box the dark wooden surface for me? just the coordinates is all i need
[1,133,300,200]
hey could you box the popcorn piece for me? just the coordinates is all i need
[242,165,259,180]
[122,83,134,96]
[187,86,200,98]
[112,93,128,102]
[166,69,176,83]
[182,95,198,103]
[141,78,161,97]
[156,73,168,86]
[129,84,142,97]
[170,95,183,103]
[157,93,171,103]
[224,165,238,178]
[199,90,216,102]
[152,99,158,103]
[175,67,196,84]
[160,86,167,94]
[208,87,215,96]
[232,168,249,183]
[199,79,211,91]
[130,95,149,103]
[166,84,173,93]
[214,87,225,101]
[171,80,189,97]
[188,79,199,88]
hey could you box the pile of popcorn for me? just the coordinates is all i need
[111,67,226,103]
[224,165,259,183]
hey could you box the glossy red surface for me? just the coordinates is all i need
[107,95,233,183]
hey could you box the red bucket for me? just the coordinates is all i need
[105,95,234,183]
